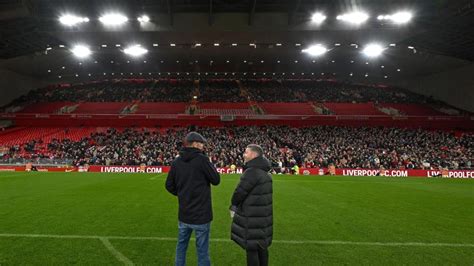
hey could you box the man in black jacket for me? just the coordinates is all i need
[166,132,220,266]
[230,144,273,266]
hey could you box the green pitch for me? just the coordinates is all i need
[0,172,473,265]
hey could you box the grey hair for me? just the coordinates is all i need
[246,144,263,157]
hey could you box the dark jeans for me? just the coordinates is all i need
[175,221,211,266]
[246,248,269,266]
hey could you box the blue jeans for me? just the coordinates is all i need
[175,221,211,266]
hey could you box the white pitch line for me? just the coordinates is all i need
[0,233,473,248]
[99,237,134,266]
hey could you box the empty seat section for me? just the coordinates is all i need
[380,104,445,116]
[323,103,384,115]
[196,103,253,115]
[135,103,186,114]
[72,102,129,114]
[40,127,98,143]
[198,103,250,109]
[197,109,255,115]
[18,102,71,113]
[0,127,62,146]
[260,103,316,115]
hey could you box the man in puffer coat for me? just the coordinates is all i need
[230,144,273,266]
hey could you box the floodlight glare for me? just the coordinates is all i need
[137,15,150,23]
[390,11,413,24]
[71,45,92,58]
[378,11,413,24]
[59,14,89,26]
[123,45,148,57]
[336,11,369,24]
[311,12,327,24]
[362,43,385,57]
[302,44,328,56]
[99,13,128,26]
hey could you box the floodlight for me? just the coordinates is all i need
[59,14,89,26]
[336,11,369,24]
[362,43,384,57]
[123,45,148,57]
[302,44,328,56]
[99,13,128,26]
[71,45,91,58]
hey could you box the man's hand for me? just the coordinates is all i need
[230,210,235,218]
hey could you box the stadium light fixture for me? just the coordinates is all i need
[123,45,148,57]
[71,45,92,58]
[336,11,369,24]
[378,11,413,24]
[311,12,327,24]
[362,43,385,57]
[137,15,150,23]
[391,11,412,24]
[59,14,89,26]
[99,13,128,26]
[302,44,328,57]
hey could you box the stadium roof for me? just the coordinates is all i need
[0,0,473,81]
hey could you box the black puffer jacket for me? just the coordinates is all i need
[230,156,273,250]
[166,147,220,225]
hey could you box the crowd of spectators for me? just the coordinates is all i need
[2,79,194,111]
[243,79,437,104]
[2,126,472,171]
[2,78,449,114]
[198,79,246,102]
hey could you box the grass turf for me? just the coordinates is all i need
[0,172,473,265]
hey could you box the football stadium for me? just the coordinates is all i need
[0,0,473,265]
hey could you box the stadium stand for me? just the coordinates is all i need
[1,126,471,171]
[2,79,466,117]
